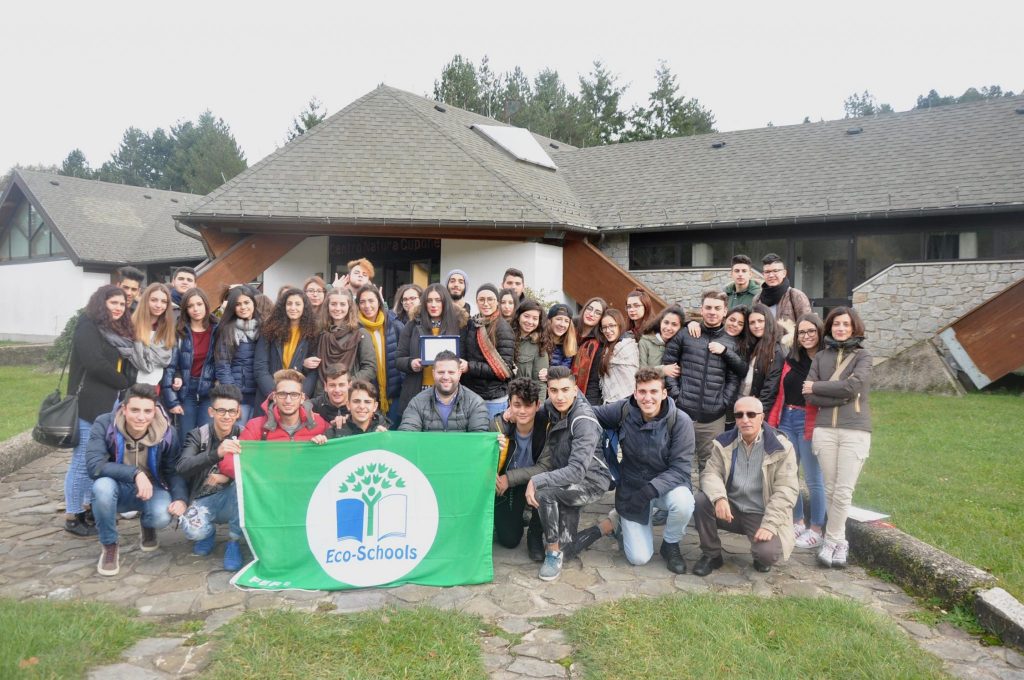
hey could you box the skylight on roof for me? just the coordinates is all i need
[471,124,558,170]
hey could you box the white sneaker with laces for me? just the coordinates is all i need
[792,523,807,539]
[831,540,849,568]
[817,539,836,568]
[795,528,823,549]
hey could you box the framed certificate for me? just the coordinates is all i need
[420,335,461,365]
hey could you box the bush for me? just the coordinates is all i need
[46,308,82,365]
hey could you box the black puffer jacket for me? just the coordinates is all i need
[663,324,741,423]
[461,316,515,401]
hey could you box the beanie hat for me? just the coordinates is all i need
[445,268,469,287]
[476,283,500,299]
[547,303,572,320]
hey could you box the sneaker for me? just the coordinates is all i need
[831,540,849,569]
[193,532,216,556]
[140,523,159,552]
[538,550,563,581]
[65,515,97,538]
[223,540,243,571]
[659,540,687,574]
[817,539,836,568]
[795,528,823,549]
[120,511,139,520]
[609,509,624,552]
[97,543,119,576]
[792,522,807,539]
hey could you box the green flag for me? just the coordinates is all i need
[231,431,497,591]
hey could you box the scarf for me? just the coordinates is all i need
[318,324,361,384]
[360,310,390,413]
[100,328,171,373]
[233,318,259,346]
[473,312,512,381]
[758,277,791,308]
[824,335,865,351]
[282,326,301,369]
[572,336,601,394]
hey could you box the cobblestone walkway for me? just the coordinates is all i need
[2,451,1022,679]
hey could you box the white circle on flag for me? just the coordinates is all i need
[306,449,438,587]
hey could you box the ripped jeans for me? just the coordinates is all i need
[535,477,608,549]
[180,485,242,542]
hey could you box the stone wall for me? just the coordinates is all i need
[853,260,1024,362]
[599,234,734,309]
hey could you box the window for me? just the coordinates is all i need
[0,199,65,262]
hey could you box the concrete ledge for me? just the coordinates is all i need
[975,588,1024,651]
[847,519,996,607]
[0,430,59,479]
[0,344,51,366]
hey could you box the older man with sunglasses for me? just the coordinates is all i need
[691,396,799,576]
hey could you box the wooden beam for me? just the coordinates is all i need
[940,277,1024,386]
[196,234,305,307]
[199,226,241,258]
[562,239,667,313]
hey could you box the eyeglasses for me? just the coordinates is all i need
[797,329,818,336]
[584,305,603,314]
[305,288,325,294]
[763,268,785,275]
[276,391,302,401]
[734,411,763,420]
[211,408,239,416]
[600,324,618,331]
[402,295,420,302]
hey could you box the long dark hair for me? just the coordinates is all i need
[355,283,387,322]
[415,283,464,335]
[175,288,215,338]
[642,304,685,336]
[216,285,260,361]
[262,287,317,343]
[748,303,780,375]
[625,289,655,338]
[789,312,825,362]
[576,296,607,340]
[725,305,754,359]
[598,308,627,376]
[85,285,133,339]
[512,299,545,367]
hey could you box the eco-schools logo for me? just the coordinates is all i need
[306,450,438,587]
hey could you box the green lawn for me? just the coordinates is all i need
[0,598,153,679]
[204,606,487,680]
[857,392,1024,599]
[0,365,58,442]
[565,594,948,679]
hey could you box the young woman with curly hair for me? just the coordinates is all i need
[215,285,262,422]
[254,287,320,411]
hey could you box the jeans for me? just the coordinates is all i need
[619,486,695,565]
[493,484,542,549]
[485,398,509,420]
[813,427,871,542]
[536,477,608,547]
[91,477,173,545]
[176,390,211,441]
[181,486,241,542]
[64,418,95,514]
[779,407,825,528]
[238,402,254,426]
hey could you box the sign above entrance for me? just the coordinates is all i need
[329,237,441,261]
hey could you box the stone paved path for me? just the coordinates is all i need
[2,450,1022,679]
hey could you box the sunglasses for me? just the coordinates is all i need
[734,411,763,420]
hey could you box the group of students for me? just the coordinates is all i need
[61,252,871,580]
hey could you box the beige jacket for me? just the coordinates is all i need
[701,425,800,560]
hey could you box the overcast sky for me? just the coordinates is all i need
[1,0,1020,175]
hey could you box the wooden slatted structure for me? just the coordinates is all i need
[938,276,1024,388]
[562,238,667,313]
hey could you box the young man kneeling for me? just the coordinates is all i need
[176,384,246,571]
[87,384,187,576]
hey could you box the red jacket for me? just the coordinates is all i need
[767,361,817,440]
[218,398,329,478]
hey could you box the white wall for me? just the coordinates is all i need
[262,236,330,297]
[0,259,108,341]
[439,240,571,313]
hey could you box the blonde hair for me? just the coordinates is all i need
[347,258,375,279]
[132,283,176,347]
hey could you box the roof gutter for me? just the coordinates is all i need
[175,219,214,260]
[174,212,597,234]
[599,202,1024,234]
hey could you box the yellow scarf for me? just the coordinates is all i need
[359,310,390,413]
[282,325,301,369]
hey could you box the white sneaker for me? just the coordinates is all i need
[792,523,807,539]
[831,540,849,568]
[795,529,823,549]
[120,511,139,520]
[817,539,836,568]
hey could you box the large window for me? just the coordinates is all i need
[0,199,65,262]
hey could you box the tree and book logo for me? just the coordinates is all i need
[336,463,407,542]
[306,450,438,588]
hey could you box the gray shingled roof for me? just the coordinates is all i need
[13,170,206,264]
[183,85,592,229]
[557,94,1024,230]
[179,86,1024,234]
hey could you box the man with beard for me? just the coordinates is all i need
[397,351,489,432]
[445,268,471,315]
